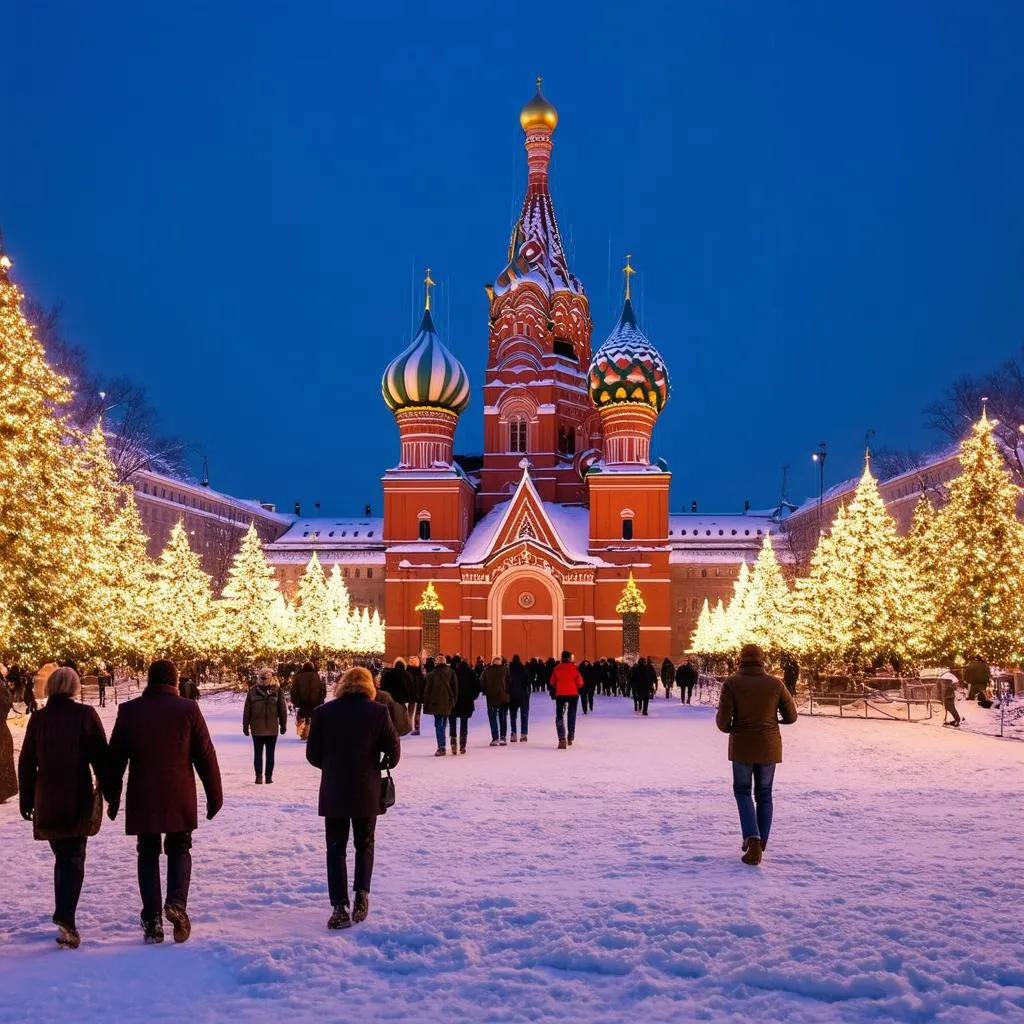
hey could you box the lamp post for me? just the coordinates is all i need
[811,441,827,534]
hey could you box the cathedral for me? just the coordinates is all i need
[368,81,780,662]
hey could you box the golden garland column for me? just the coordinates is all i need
[416,582,443,659]
[616,573,647,663]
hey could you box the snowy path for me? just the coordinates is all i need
[1,694,1022,1023]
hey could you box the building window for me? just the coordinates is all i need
[367,568,373,579]
[343,568,349,578]
[621,518,634,541]
[701,569,708,578]
[355,568,361,579]
[418,519,431,540]
[509,417,527,453]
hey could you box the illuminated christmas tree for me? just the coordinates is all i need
[798,460,908,668]
[928,411,1024,664]
[326,564,356,653]
[723,561,753,653]
[901,495,938,662]
[216,522,282,664]
[149,520,214,663]
[689,598,713,653]
[709,599,729,655]
[744,534,796,659]
[293,552,332,656]
[0,249,93,661]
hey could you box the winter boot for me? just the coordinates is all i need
[255,775,263,785]
[489,739,499,747]
[451,736,458,755]
[352,891,370,924]
[55,920,80,949]
[499,738,507,746]
[558,738,568,750]
[520,735,528,743]
[567,734,574,747]
[460,744,467,755]
[741,838,763,866]
[164,903,191,944]
[434,747,446,757]
[141,915,164,944]
[265,775,273,784]
[327,904,352,930]
[510,733,518,743]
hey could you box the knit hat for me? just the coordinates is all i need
[739,643,764,666]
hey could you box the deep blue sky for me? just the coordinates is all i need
[6,1,1024,515]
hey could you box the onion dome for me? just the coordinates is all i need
[520,76,558,133]
[588,257,670,412]
[382,271,470,415]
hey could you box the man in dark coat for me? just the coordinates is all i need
[629,660,651,715]
[106,659,223,944]
[449,656,479,755]
[379,659,413,706]
[307,667,400,929]
[716,644,798,866]
[676,659,698,705]
[178,675,200,701]
[480,656,510,746]
[507,654,531,742]
[661,658,675,699]
[781,655,800,697]
[290,662,326,740]
[423,656,458,756]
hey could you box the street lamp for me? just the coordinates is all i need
[811,441,827,533]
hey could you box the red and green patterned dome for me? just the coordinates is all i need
[382,308,470,415]
[588,298,670,413]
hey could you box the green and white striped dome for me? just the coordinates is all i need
[382,309,470,415]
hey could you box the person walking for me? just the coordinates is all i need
[374,676,412,738]
[0,669,18,804]
[423,655,458,756]
[715,643,798,866]
[379,658,413,708]
[17,667,108,948]
[630,660,651,716]
[940,672,961,727]
[290,662,326,740]
[508,654,531,743]
[550,651,583,750]
[964,658,990,702]
[306,666,401,929]
[243,668,288,784]
[178,674,200,701]
[661,658,675,699]
[782,655,800,697]
[406,656,425,735]
[106,660,223,944]
[481,656,510,746]
[677,659,698,705]
[449,656,479,754]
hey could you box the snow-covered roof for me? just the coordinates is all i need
[458,498,595,566]
[264,550,386,566]
[265,518,385,549]
[132,467,292,526]
[668,514,777,542]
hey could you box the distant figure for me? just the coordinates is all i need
[449,656,479,755]
[481,656,511,746]
[661,658,675,699]
[716,644,798,866]
[306,666,401,929]
[18,667,108,949]
[106,660,223,945]
[243,668,288,784]
[782,655,800,697]
[964,659,990,702]
[178,675,200,701]
[423,655,457,756]
[549,651,583,750]
[629,660,651,716]
[291,662,326,740]
[508,654,531,743]
[405,656,424,735]
[0,669,17,804]
[676,660,698,705]
[940,672,961,727]
[379,658,412,708]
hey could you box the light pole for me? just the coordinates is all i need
[811,441,827,533]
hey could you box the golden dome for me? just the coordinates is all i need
[520,76,558,132]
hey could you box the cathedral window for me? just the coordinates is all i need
[621,518,634,541]
[509,417,528,453]
[418,518,431,541]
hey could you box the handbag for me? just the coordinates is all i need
[379,763,396,814]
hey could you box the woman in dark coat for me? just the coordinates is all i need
[242,668,288,784]
[508,655,531,742]
[379,659,413,706]
[306,666,400,930]
[0,671,18,803]
[18,667,108,948]
[405,657,425,735]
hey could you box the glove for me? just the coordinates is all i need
[206,799,222,821]
[243,728,249,737]
[280,727,286,735]
[107,803,119,821]
[21,809,32,822]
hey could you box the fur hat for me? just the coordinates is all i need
[739,643,764,666]
[336,666,375,699]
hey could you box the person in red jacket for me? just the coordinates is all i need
[549,650,583,750]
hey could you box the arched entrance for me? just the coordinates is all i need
[487,565,564,661]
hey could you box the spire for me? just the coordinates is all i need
[623,253,635,301]
[423,266,435,312]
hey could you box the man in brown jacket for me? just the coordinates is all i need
[715,643,798,866]
[106,659,223,944]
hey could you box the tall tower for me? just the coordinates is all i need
[479,79,600,512]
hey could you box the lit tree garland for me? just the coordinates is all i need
[215,522,283,664]
[293,552,333,657]
[744,534,796,659]
[148,520,215,663]
[615,573,647,614]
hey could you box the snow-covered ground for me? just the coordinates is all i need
[2,693,1023,1024]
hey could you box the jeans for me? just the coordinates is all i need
[509,701,529,736]
[252,734,278,779]
[433,714,448,749]
[448,713,469,746]
[49,837,87,927]
[555,696,578,740]
[137,832,193,920]
[684,684,694,704]
[407,702,422,732]
[732,763,776,844]
[581,688,594,714]
[325,817,376,905]
[944,697,961,725]
[487,705,508,741]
